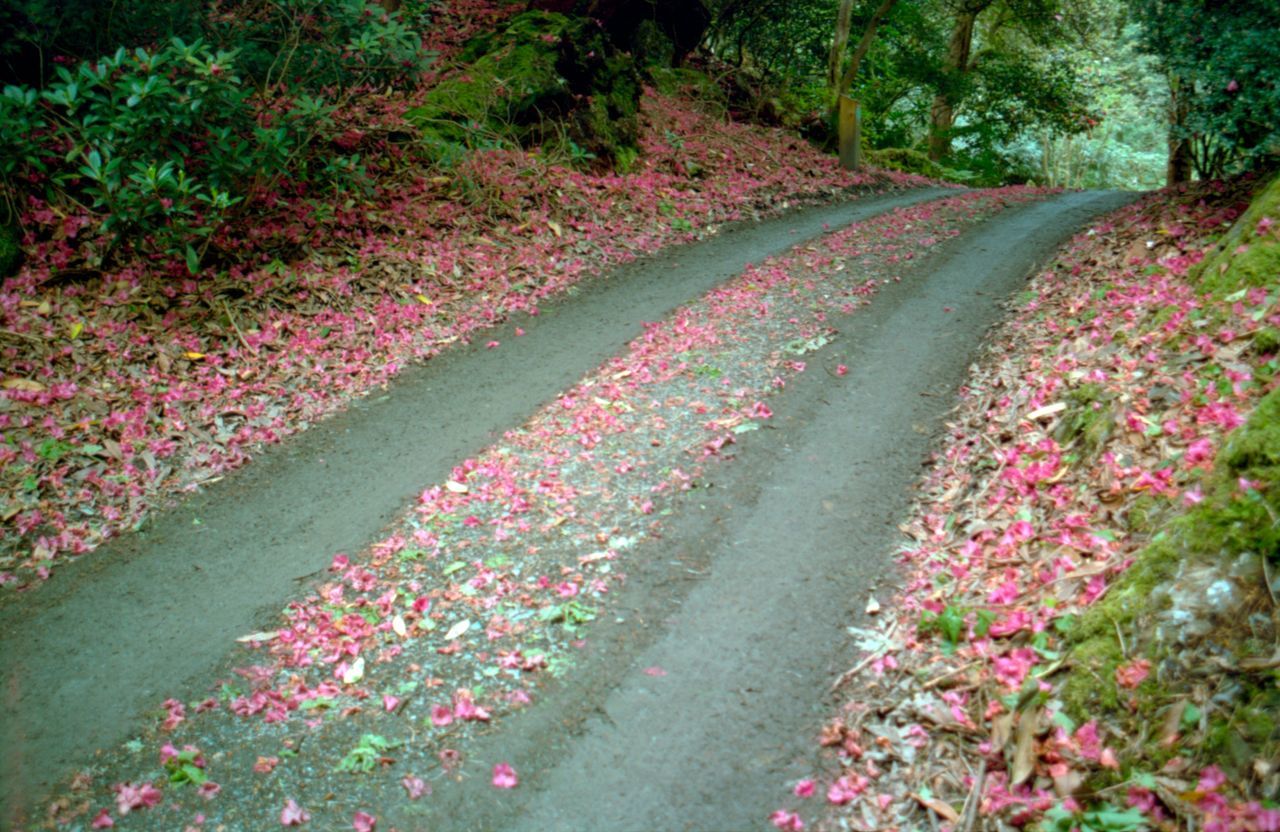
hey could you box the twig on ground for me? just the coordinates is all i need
[958,757,988,832]
[831,620,899,692]
[222,299,257,355]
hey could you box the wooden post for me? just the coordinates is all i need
[838,96,862,171]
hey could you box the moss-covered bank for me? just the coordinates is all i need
[1063,175,1280,786]
[406,11,641,167]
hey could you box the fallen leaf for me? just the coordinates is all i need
[235,631,279,644]
[1011,708,1040,785]
[911,793,960,822]
[445,620,471,641]
[1026,402,1066,421]
[445,480,469,494]
[2,378,45,392]
[342,657,365,684]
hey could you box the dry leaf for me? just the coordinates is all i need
[1011,708,1040,785]
[911,793,960,823]
[2,378,46,392]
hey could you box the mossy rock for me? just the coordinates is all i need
[1195,172,1280,297]
[1053,382,1115,458]
[0,224,21,277]
[406,11,641,166]
[867,148,950,180]
[1062,387,1280,773]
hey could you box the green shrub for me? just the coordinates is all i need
[0,0,436,273]
[1,38,355,268]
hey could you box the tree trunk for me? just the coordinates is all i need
[927,8,978,161]
[829,0,855,91]
[1166,75,1193,185]
[828,0,897,112]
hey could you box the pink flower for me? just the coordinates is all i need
[993,647,1037,689]
[1199,765,1227,792]
[827,774,867,805]
[352,811,377,832]
[402,775,429,800]
[383,694,400,712]
[254,756,279,773]
[835,364,848,376]
[769,809,805,830]
[281,798,310,826]
[1226,79,1240,92]
[197,781,221,800]
[114,782,162,815]
[492,762,519,789]
[431,704,454,726]
[91,809,115,829]
[330,553,350,571]
[486,340,500,349]
[1115,658,1150,689]
[793,779,815,798]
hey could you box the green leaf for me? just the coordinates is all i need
[185,244,201,275]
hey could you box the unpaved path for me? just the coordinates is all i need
[0,187,951,819]
[382,190,1137,832]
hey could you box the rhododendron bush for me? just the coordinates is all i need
[784,176,1280,831]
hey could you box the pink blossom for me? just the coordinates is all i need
[402,775,429,800]
[281,798,310,826]
[827,774,868,805]
[1115,658,1150,689]
[352,811,377,832]
[91,809,115,829]
[492,762,519,789]
[769,809,805,830]
[430,704,454,726]
[197,781,221,800]
[114,782,162,815]
[793,779,815,798]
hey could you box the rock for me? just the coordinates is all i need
[406,11,641,167]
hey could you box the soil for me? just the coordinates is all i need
[0,187,951,822]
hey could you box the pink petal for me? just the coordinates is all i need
[352,810,377,832]
[492,762,519,789]
[281,798,311,826]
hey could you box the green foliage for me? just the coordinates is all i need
[335,733,396,773]
[1042,803,1149,832]
[867,147,950,179]
[0,223,20,276]
[1131,0,1280,176]
[204,0,434,93]
[0,39,351,266]
[0,0,435,272]
[163,747,208,786]
[919,604,994,653]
